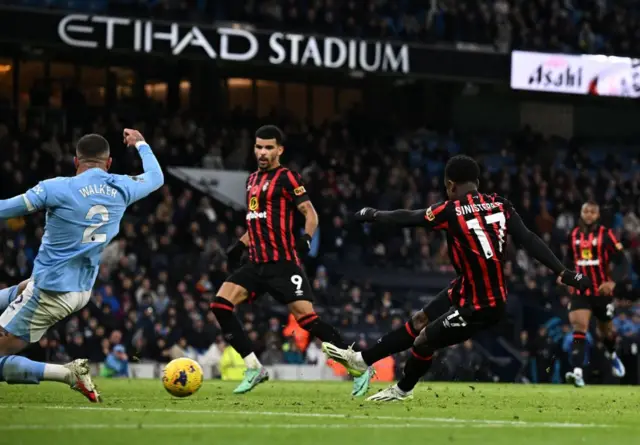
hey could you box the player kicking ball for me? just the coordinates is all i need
[0,129,163,401]
[323,155,591,400]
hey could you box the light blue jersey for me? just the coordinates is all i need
[0,142,163,292]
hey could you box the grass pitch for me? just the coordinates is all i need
[0,380,638,445]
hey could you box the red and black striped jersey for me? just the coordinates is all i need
[245,166,309,264]
[565,224,622,296]
[424,192,516,310]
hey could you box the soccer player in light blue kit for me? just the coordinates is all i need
[0,129,163,402]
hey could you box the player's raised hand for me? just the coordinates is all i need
[123,128,145,147]
[560,270,592,293]
[353,207,378,223]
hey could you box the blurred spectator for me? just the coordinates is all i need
[219,342,246,381]
[100,344,129,378]
[282,340,305,364]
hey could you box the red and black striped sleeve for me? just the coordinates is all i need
[423,200,450,230]
[282,169,310,206]
[605,228,624,253]
[604,227,629,282]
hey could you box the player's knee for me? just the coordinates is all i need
[289,300,314,320]
[570,319,588,333]
[16,279,29,296]
[411,311,429,332]
[216,282,248,306]
[413,328,429,348]
[209,296,235,320]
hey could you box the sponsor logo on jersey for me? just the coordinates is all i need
[425,207,435,221]
[246,211,267,220]
[129,175,145,182]
[249,197,259,211]
[293,186,306,196]
[581,248,593,260]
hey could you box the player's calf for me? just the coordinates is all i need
[0,355,99,402]
[290,301,348,350]
[359,311,426,367]
[0,328,28,356]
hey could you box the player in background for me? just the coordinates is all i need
[0,129,163,402]
[323,155,591,401]
[211,125,372,395]
[563,201,629,387]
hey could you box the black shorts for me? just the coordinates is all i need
[226,261,313,305]
[422,287,454,322]
[421,286,504,350]
[569,294,615,322]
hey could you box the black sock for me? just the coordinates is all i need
[362,321,418,366]
[298,313,348,349]
[397,347,434,392]
[603,334,617,356]
[570,331,587,368]
[210,297,253,358]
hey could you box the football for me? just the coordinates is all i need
[162,357,204,398]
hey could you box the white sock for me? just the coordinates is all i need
[573,367,583,378]
[43,364,73,385]
[243,352,262,369]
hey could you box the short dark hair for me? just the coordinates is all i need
[444,155,480,184]
[255,125,285,145]
[76,134,110,161]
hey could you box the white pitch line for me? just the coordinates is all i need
[0,423,491,431]
[0,404,607,429]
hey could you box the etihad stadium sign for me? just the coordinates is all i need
[0,7,508,81]
[56,14,410,74]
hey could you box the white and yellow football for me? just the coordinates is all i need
[162,357,204,398]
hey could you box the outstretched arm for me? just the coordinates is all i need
[355,202,450,229]
[367,209,428,226]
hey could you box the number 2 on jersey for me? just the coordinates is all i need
[465,212,505,259]
[82,205,109,244]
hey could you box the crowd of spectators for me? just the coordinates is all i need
[0,87,639,382]
[6,0,640,56]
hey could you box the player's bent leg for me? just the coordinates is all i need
[0,329,101,402]
[566,308,591,387]
[368,306,488,402]
[323,288,452,392]
[211,280,268,394]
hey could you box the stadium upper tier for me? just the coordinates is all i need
[6,0,640,55]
